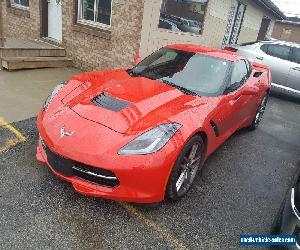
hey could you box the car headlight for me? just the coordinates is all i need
[43,81,67,110]
[118,123,182,155]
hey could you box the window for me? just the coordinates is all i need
[158,0,209,34]
[230,60,248,87]
[244,60,252,74]
[260,44,291,61]
[78,0,112,28]
[260,44,269,54]
[149,50,178,67]
[10,0,29,9]
[129,48,231,97]
[291,47,300,64]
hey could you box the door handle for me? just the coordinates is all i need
[232,93,242,101]
[229,95,241,105]
[234,95,241,100]
[292,67,300,71]
[256,56,264,61]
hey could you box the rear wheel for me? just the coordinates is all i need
[248,93,269,130]
[166,135,205,201]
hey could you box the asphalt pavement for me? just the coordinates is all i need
[0,96,299,250]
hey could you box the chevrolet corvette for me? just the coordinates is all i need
[36,44,271,203]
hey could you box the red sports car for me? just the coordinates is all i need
[36,44,271,203]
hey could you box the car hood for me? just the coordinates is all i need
[62,70,206,134]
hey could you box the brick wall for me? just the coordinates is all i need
[2,0,144,71]
[272,22,300,44]
[62,0,145,71]
[1,0,277,71]
[2,0,40,40]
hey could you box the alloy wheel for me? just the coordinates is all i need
[175,142,202,196]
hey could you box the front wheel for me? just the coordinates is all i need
[248,92,269,130]
[166,135,205,201]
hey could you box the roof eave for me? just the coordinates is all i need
[253,0,286,20]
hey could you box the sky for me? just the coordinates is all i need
[271,0,300,17]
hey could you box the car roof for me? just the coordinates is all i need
[167,44,244,62]
[260,40,300,48]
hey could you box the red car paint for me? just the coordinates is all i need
[36,44,271,203]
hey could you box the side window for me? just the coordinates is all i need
[230,60,248,87]
[291,48,300,64]
[261,44,291,61]
[261,44,269,54]
[244,60,252,75]
[149,50,178,67]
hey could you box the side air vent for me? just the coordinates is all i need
[92,92,131,111]
[210,120,219,137]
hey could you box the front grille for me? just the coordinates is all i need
[41,139,119,188]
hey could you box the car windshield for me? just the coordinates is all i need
[128,48,232,96]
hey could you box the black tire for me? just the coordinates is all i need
[248,92,269,131]
[166,135,205,201]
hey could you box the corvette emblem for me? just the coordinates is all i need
[60,126,75,138]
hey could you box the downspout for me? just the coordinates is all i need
[0,0,3,47]
[0,0,4,70]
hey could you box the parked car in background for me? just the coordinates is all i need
[176,19,202,34]
[271,162,300,249]
[36,44,271,204]
[159,18,181,32]
[225,41,300,99]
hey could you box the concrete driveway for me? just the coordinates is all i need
[0,68,299,250]
[0,67,80,123]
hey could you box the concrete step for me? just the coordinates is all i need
[1,56,73,71]
[0,47,66,58]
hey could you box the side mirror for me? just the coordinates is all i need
[242,86,259,95]
[134,54,141,65]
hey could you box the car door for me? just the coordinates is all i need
[213,60,253,137]
[287,47,300,92]
[227,60,258,124]
[258,43,291,87]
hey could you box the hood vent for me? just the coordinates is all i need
[91,92,131,111]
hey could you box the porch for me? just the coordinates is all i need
[0,38,72,71]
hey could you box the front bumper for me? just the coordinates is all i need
[36,135,179,203]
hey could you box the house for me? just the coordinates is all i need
[0,0,285,71]
[272,18,300,44]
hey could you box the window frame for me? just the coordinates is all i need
[10,0,29,10]
[77,0,113,30]
[157,0,209,36]
[260,43,292,62]
[129,47,233,97]
[227,59,250,92]
[291,47,300,64]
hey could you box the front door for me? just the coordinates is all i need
[213,60,254,137]
[259,43,291,86]
[287,47,300,92]
[48,0,62,42]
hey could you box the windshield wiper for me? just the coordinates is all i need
[159,79,198,96]
[127,69,140,77]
